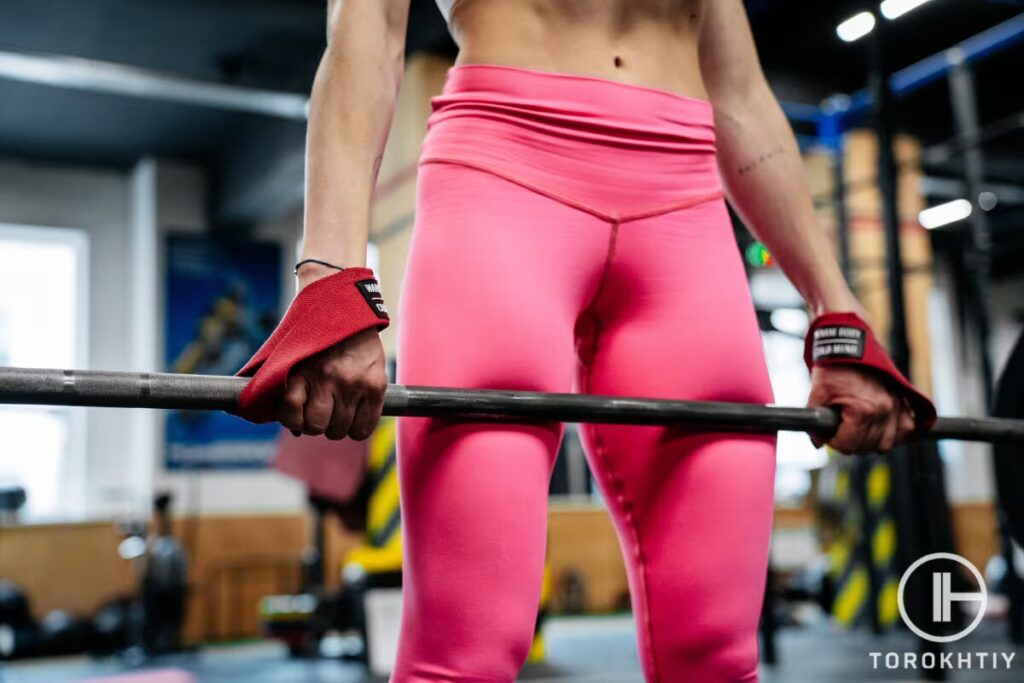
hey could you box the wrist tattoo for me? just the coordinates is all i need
[737,147,784,176]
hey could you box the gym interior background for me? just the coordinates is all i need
[0,0,1023,681]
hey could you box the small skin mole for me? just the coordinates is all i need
[614,55,623,68]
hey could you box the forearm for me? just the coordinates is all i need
[715,85,861,317]
[301,0,407,284]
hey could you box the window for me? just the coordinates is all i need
[0,224,89,520]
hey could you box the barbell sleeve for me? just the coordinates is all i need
[0,366,1022,444]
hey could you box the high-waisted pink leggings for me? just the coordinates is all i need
[394,65,777,682]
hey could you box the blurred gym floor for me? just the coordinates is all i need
[2,614,1019,682]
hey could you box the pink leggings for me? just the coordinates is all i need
[394,65,777,682]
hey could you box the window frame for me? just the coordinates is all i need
[0,222,90,520]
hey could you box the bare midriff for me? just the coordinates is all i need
[447,0,708,101]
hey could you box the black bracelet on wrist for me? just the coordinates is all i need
[294,258,345,275]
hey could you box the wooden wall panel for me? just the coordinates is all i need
[547,504,629,613]
[950,500,1000,576]
[0,521,136,618]
[0,513,361,643]
[0,501,1000,641]
[806,132,935,395]
[840,131,935,396]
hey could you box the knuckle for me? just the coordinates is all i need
[360,376,384,395]
[866,411,887,426]
[322,362,347,383]
[327,357,358,380]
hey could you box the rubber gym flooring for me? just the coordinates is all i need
[2,615,1020,682]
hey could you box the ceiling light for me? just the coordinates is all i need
[919,199,973,229]
[880,0,934,20]
[837,12,877,42]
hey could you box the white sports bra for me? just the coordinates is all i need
[435,0,455,23]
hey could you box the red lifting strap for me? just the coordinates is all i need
[233,268,389,423]
[804,311,937,433]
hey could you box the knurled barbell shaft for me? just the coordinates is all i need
[0,366,1022,444]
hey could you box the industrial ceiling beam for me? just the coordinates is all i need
[0,50,309,120]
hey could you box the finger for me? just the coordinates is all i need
[878,407,900,453]
[836,430,873,455]
[898,403,916,441]
[349,389,384,441]
[831,404,883,456]
[302,381,334,436]
[278,373,307,434]
[856,411,890,455]
[887,401,909,448]
[822,400,868,455]
[806,381,832,412]
[325,391,356,441]
[829,416,863,456]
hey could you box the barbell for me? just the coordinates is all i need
[2,366,1023,444]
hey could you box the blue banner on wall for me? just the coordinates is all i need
[164,234,282,469]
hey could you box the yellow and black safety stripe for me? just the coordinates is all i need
[829,462,869,627]
[345,416,403,574]
[866,459,899,627]
[827,454,899,630]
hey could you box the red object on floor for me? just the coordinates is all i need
[274,428,368,503]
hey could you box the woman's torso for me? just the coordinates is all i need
[438,0,708,101]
